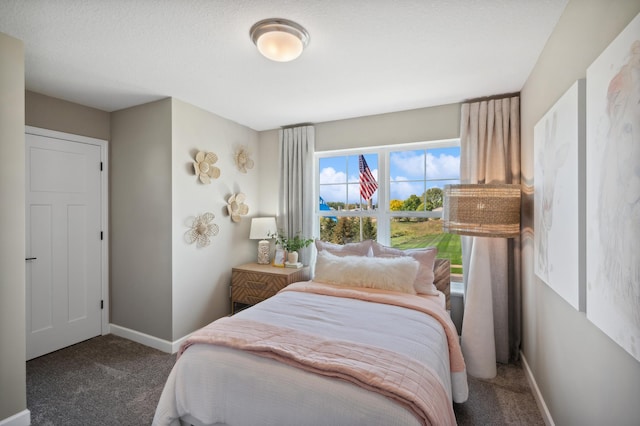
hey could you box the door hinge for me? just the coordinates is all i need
[100,231,103,240]
[100,162,103,171]
[101,300,104,309]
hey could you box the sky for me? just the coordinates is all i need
[319,147,460,204]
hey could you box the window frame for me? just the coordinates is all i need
[315,138,460,246]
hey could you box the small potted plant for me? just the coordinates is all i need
[270,230,314,264]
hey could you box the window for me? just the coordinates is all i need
[316,140,462,277]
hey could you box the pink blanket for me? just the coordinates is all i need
[180,282,464,426]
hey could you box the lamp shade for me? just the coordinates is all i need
[249,217,277,240]
[442,184,521,238]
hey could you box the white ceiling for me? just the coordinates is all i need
[0,0,567,131]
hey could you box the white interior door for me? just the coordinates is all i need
[25,129,105,360]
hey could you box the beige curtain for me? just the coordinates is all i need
[278,125,315,266]
[459,96,521,378]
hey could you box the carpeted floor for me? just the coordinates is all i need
[27,334,544,425]
[27,334,176,426]
[455,363,545,425]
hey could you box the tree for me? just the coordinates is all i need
[422,187,444,211]
[362,217,377,240]
[402,194,421,211]
[389,199,403,211]
[320,217,336,241]
[332,217,355,244]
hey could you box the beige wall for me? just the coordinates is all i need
[171,98,259,339]
[0,32,27,422]
[26,90,110,140]
[110,99,174,340]
[257,103,461,216]
[110,98,260,342]
[520,1,640,424]
[314,103,460,152]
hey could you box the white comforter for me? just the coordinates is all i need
[153,285,467,426]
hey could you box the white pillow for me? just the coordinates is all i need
[314,239,372,257]
[313,250,419,294]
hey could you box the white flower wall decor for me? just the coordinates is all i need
[233,145,254,173]
[193,151,221,184]
[185,213,219,247]
[226,192,249,223]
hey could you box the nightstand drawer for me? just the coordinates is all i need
[230,263,310,314]
[231,282,279,303]
[231,272,287,302]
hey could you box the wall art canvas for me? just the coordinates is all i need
[586,12,640,363]
[534,79,584,311]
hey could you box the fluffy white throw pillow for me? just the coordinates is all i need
[314,250,419,294]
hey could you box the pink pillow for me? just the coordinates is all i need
[371,241,438,295]
[314,239,372,257]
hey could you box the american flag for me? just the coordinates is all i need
[359,155,378,201]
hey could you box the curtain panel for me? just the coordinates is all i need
[459,96,521,378]
[278,125,315,266]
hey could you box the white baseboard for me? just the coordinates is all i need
[109,323,192,354]
[521,351,555,426]
[0,410,30,426]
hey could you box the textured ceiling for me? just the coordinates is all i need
[0,0,568,131]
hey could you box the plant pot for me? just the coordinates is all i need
[287,251,299,264]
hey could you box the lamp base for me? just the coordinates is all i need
[257,240,270,264]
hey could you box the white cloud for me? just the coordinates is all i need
[319,166,346,184]
[390,151,460,181]
[390,177,422,200]
[390,152,424,178]
[426,152,459,179]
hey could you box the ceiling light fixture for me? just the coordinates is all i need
[250,18,310,62]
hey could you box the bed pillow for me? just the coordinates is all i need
[314,250,418,294]
[314,239,372,257]
[371,242,439,295]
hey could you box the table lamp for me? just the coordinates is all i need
[249,217,277,264]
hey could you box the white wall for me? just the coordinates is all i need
[0,31,27,422]
[520,1,640,424]
[171,99,259,339]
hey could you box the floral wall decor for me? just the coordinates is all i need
[193,151,220,184]
[233,145,254,173]
[185,212,219,247]
[226,192,249,223]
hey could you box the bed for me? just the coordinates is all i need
[153,240,468,426]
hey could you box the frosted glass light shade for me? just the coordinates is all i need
[250,19,309,62]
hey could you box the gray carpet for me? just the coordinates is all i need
[455,362,545,425]
[27,334,176,426]
[27,334,543,425]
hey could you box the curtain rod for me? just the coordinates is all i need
[280,122,314,129]
[464,92,520,104]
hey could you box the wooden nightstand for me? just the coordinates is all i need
[230,263,310,314]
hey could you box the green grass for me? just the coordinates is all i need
[391,220,463,274]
